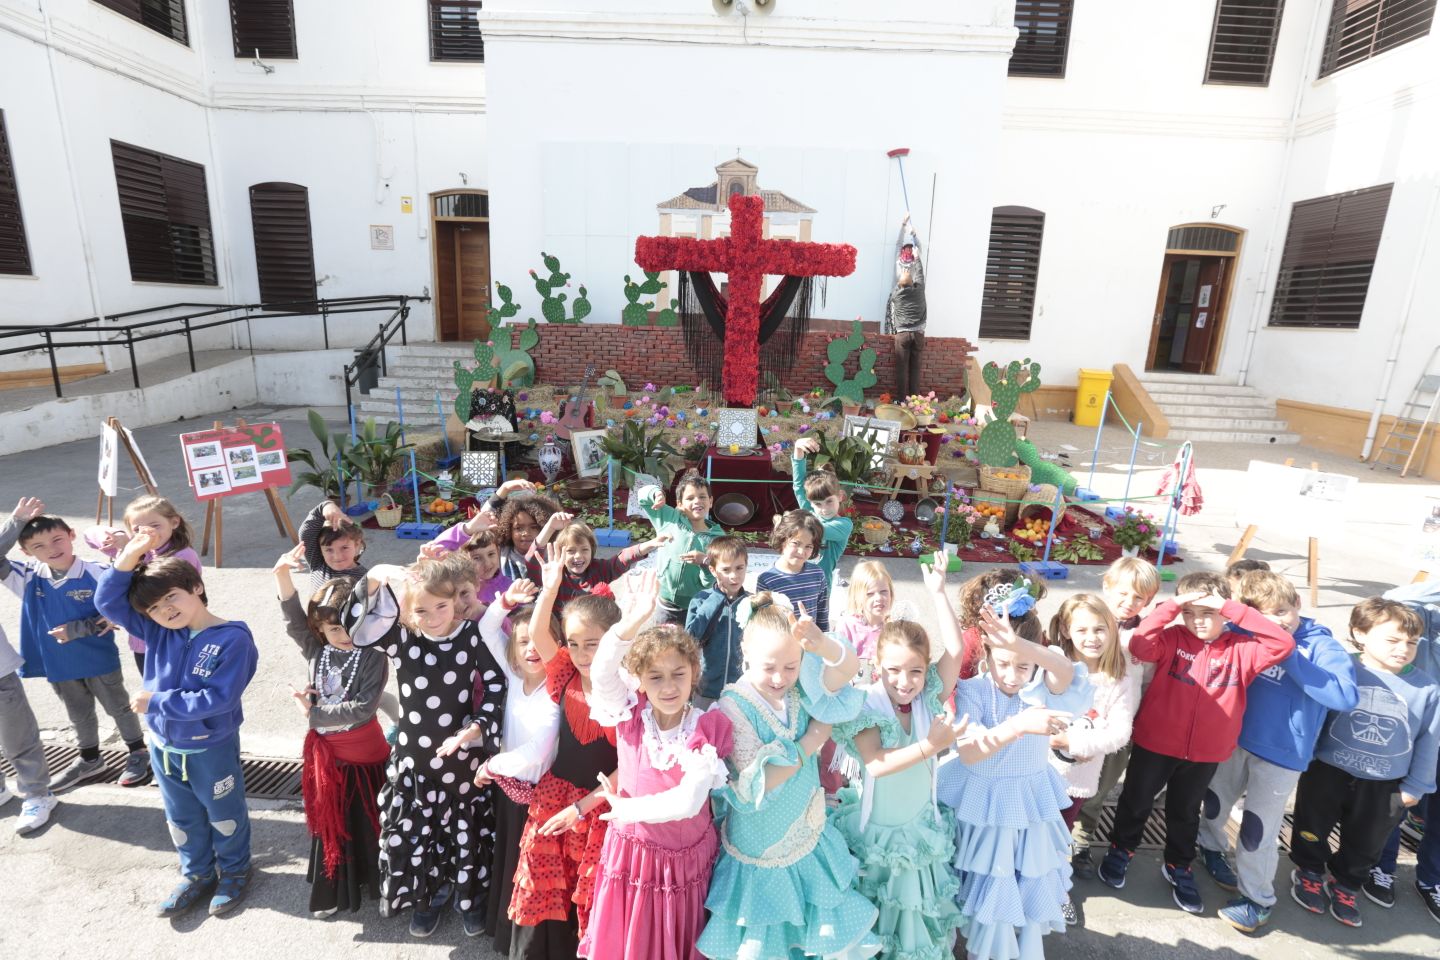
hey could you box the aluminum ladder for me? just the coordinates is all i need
[1372,346,1440,477]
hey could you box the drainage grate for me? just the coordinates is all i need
[0,743,305,802]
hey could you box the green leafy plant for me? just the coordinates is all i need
[810,427,884,488]
[934,500,983,548]
[823,319,878,406]
[342,417,415,493]
[1008,540,1036,563]
[287,409,354,500]
[600,420,681,486]
[1110,508,1160,552]
[531,252,591,323]
[1052,538,1105,563]
[977,358,1042,467]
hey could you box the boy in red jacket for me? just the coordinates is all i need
[1097,571,1294,915]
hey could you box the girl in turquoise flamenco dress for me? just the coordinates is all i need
[698,593,882,960]
[938,583,1092,960]
[830,561,971,960]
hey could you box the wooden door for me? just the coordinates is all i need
[455,223,491,342]
[1148,256,1201,371]
[435,221,459,340]
[1182,258,1226,373]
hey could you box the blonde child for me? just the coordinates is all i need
[697,593,880,959]
[937,582,1090,960]
[757,510,829,631]
[830,560,969,958]
[579,572,734,959]
[1047,594,1140,925]
[641,472,722,625]
[835,560,895,684]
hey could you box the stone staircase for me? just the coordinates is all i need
[355,343,474,421]
[1138,372,1300,445]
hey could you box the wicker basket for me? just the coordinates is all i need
[979,463,1032,499]
[1018,484,1067,527]
[374,493,403,528]
[971,490,1017,526]
[859,518,893,545]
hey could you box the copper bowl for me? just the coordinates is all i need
[713,492,757,527]
[565,477,603,500]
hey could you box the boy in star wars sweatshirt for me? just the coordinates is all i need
[96,530,259,920]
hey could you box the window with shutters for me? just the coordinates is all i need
[93,0,188,45]
[1268,184,1392,329]
[111,140,217,286]
[230,0,297,59]
[1319,0,1435,77]
[1010,1,1074,77]
[978,207,1045,340]
[430,1,485,62]
[1205,1,1286,85]
[249,183,316,305]
[0,111,31,276]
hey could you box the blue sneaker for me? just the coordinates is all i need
[1163,861,1204,914]
[157,873,217,917]
[208,868,252,916]
[1098,846,1133,889]
[1219,896,1272,932]
[1200,847,1239,891]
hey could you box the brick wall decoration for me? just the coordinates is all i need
[502,322,978,399]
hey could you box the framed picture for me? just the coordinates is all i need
[462,450,501,489]
[716,408,758,450]
[570,428,610,478]
[843,415,902,469]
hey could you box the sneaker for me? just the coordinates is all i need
[1416,882,1440,925]
[1362,867,1395,908]
[1163,862,1204,914]
[409,907,442,938]
[14,793,58,834]
[1200,847,1239,891]
[1098,846,1133,889]
[1325,878,1362,927]
[1060,897,1079,926]
[312,907,339,919]
[461,908,485,937]
[1219,896,1272,933]
[208,868,253,916]
[1290,868,1328,914]
[157,873,218,917]
[119,750,152,787]
[1071,846,1096,880]
[49,756,105,793]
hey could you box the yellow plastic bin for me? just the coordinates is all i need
[1073,369,1113,427]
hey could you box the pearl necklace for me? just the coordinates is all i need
[316,645,364,702]
[641,702,696,770]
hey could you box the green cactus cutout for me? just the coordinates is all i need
[976,358,1043,467]
[654,297,679,327]
[494,318,540,387]
[530,252,590,324]
[486,281,520,332]
[823,319,878,405]
[453,339,499,420]
[1015,438,1079,494]
[621,271,669,326]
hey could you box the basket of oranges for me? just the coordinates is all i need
[971,491,1015,526]
[1017,483,1066,528]
[979,463,1032,501]
[859,518,893,546]
[1011,514,1053,545]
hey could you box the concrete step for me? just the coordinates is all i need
[388,344,474,360]
[375,376,460,396]
[1167,414,1294,432]
[1146,390,1274,408]
[1139,382,1260,398]
[1169,427,1301,445]
[1137,372,1239,386]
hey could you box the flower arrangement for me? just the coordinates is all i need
[677,432,710,462]
[901,392,938,421]
[933,500,983,548]
[1110,507,1159,551]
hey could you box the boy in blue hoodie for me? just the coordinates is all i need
[685,536,750,709]
[1196,571,1359,932]
[96,529,259,919]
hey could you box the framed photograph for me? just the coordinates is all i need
[227,445,257,468]
[627,472,660,518]
[570,429,610,478]
[842,415,902,469]
[228,462,262,486]
[194,468,231,495]
[715,408,758,451]
[256,449,286,473]
[462,450,501,489]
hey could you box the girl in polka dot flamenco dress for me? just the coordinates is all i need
[350,558,509,938]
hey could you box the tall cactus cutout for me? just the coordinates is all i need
[977,358,1043,467]
[823,319,878,405]
[621,271,668,326]
[453,339,499,420]
[530,252,590,323]
[486,281,520,332]
[494,318,540,387]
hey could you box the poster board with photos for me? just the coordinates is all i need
[179,422,292,501]
[1234,460,1358,544]
[1419,504,1440,575]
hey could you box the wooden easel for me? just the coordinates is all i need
[199,418,298,567]
[1227,458,1320,607]
[96,416,159,524]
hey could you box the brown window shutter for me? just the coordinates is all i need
[0,111,31,276]
[94,0,189,45]
[979,206,1045,340]
[111,140,217,286]
[1319,0,1435,77]
[249,182,317,306]
[1268,183,1392,329]
[1010,1,1074,78]
[1205,1,1286,85]
[430,1,485,62]
[230,0,297,59]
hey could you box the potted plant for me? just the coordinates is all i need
[287,409,354,502]
[600,419,681,487]
[810,428,885,499]
[901,391,939,426]
[933,500,983,549]
[677,432,711,472]
[1110,508,1159,557]
[343,416,415,499]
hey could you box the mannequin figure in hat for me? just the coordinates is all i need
[887,214,927,397]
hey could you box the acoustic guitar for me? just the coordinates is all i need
[555,363,597,440]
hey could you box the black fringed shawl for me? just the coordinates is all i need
[676,271,823,391]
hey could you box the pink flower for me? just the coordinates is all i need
[539,411,556,424]
[644,382,656,392]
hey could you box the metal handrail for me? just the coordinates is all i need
[343,298,416,413]
[1,295,429,399]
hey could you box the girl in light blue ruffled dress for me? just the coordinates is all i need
[938,582,1092,960]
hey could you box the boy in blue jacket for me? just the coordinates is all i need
[1196,571,1359,932]
[96,529,259,919]
[685,536,750,708]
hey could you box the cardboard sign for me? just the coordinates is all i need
[179,422,292,501]
[1235,460,1357,544]
[98,422,119,497]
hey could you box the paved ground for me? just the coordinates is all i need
[1,403,1438,958]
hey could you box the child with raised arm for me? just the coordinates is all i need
[273,558,389,918]
[640,472,723,625]
[5,506,152,793]
[1288,598,1439,928]
[290,498,368,594]
[95,530,259,917]
[0,498,56,834]
[525,523,666,606]
[579,571,734,959]
[831,560,968,959]
[1098,571,1294,916]
[790,436,854,582]
[684,535,750,710]
[938,581,1089,960]
[697,593,880,959]
[1196,571,1358,933]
